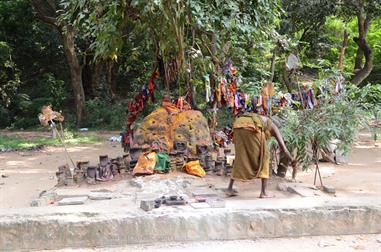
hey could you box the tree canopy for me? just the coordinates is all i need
[0,0,379,129]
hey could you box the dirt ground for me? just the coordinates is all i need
[0,130,380,208]
[0,131,124,208]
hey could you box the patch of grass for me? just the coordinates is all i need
[0,134,103,151]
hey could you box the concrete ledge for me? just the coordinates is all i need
[1,197,381,250]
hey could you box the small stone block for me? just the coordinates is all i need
[58,196,88,206]
[89,192,113,200]
[140,199,155,211]
[323,185,336,194]
[30,199,42,207]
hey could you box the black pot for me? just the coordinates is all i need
[87,166,97,178]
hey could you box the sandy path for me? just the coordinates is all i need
[0,133,124,208]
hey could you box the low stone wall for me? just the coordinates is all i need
[1,202,380,250]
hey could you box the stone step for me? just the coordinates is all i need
[1,197,380,250]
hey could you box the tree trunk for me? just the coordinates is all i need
[269,50,277,82]
[338,30,349,70]
[351,10,373,86]
[61,27,85,126]
[30,1,86,126]
[354,17,371,71]
[282,63,293,92]
[90,60,116,101]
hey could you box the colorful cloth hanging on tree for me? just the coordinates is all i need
[124,69,160,147]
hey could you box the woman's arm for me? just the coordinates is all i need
[269,122,294,162]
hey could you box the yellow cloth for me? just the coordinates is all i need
[183,160,206,177]
[132,152,157,176]
[232,113,272,180]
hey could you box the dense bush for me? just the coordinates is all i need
[84,99,127,130]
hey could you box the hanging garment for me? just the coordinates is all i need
[267,96,272,116]
[235,93,240,108]
[335,78,343,93]
[257,95,263,106]
[284,93,292,106]
[204,75,211,103]
[176,96,184,111]
[148,79,155,100]
[262,96,268,115]
[220,77,227,104]
[250,96,257,112]
[245,94,251,111]
[311,89,318,106]
[302,91,309,109]
[215,80,222,103]
[230,63,237,75]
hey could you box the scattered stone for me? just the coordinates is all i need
[206,197,225,208]
[1,174,8,178]
[351,244,365,250]
[323,185,336,194]
[130,178,145,188]
[30,199,41,207]
[39,190,47,197]
[277,182,288,192]
[191,189,218,198]
[31,192,57,207]
[140,199,156,211]
[89,192,113,200]
[287,185,316,197]
[335,149,348,164]
[58,196,88,206]
[318,240,334,247]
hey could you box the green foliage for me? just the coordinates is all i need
[279,90,364,170]
[0,133,102,151]
[0,0,379,138]
[40,73,69,109]
[347,83,381,115]
[346,83,381,140]
[0,0,68,129]
[0,41,21,108]
[84,99,127,129]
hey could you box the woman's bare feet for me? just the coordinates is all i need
[223,188,238,197]
[259,192,275,198]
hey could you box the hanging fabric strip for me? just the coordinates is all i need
[204,74,211,103]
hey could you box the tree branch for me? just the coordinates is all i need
[31,0,58,26]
